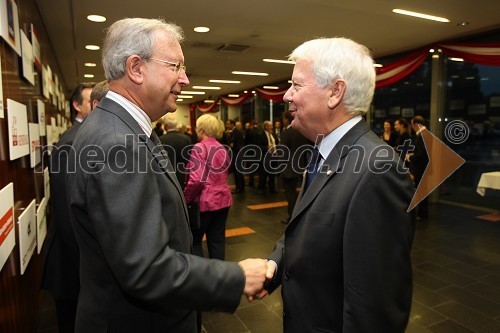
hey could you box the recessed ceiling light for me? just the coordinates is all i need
[84,62,97,67]
[179,91,205,95]
[373,63,383,68]
[429,49,435,53]
[288,80,292,83]
[178,95,193,98]
[177,98,184,102]
[193,86,221,90]
[263,59,295,64]
[457,21,470,26]
[392,9,449,23]
[263,86,279,89]
[232,71,268,76]
[87,15,106,22]
[194,26,210,33]
[204,99,215,103]
[450,57,464,62]
[84,74,94,78]
[209,80,240,84]
[228,94,239,97]
[85,45,100,50]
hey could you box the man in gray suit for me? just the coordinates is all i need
[67,18,270,333]
[261,38,415,332]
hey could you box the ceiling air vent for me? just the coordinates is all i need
[217,44,250,53]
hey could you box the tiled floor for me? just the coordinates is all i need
[36,182,500,333]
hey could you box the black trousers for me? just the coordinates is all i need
[192,207,230,260]
[54,299,78,333]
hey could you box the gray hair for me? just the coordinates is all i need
[102,18,184,80]
[289,37,375,115]
[163,113,178,130]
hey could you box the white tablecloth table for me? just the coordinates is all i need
[476,171,500,196]
[476,171,500,222]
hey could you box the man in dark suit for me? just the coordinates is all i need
[408,115,429,219]
[243,121,261,187]
[226,119,245,193]
[41,82,95,333]
[66,18,270,333]
[258,120,278,193]
[279,110,311,224]
[159,112,191,190]
[260,38,415,332]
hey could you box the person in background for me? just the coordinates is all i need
[66,18,270,333]
[407,115,429,219]
[279,110,311,224]
[261,37,415,333]
[258,120,277,193]
[41,82,95,333]
[394,117,411,159]
[274,119,283,144]
[159,113,191,189]
[185,114,233,260]
[380,119,397,147]
[226,119,245,193]
[244,120,261,187]
[90,80,109,110]
[153,120,164,137]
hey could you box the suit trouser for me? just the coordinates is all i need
[55,299,78,333]
[192,207,230,260]
[282,177,300,219]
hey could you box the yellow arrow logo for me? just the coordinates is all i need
[408,126,466,212]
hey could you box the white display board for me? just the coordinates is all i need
[0,0,21,55]
[37,99,46,136]
[0,183,15,273]
[20,30,35,85]
[31,23,41,70]
[29,123,41,168]
[7,99,30,160]
[41,65,49,99]
[36,197,47,254]
[43,167,50,200]
[18,199,36,275]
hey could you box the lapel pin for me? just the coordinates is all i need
[327,170,333,176]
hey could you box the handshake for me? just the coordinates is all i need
[238,258,277,302]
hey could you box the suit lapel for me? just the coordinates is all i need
[97,98,189,217]
[288,120,371,225]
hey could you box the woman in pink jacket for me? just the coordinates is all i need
[184,114,233,260]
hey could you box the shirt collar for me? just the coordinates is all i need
[317,115,362,161]
[106,91,153,137]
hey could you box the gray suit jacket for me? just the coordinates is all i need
[268,120,415,333]
[67,97,244,333]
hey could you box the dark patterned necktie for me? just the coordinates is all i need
[304,148,320,192]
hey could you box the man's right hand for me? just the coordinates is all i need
[238,258,272,299]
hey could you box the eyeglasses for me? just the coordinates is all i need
[149,58,187,74]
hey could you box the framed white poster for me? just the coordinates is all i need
[29,123,41,168]
[36,197,47,254]
[37,99,46,136]
[43,167,50,200]
[7,99,30,160]
[41,65,49,99]
[20,30,35,85]
[0,0,21,56]
[31,23,41,70]
[46,124,53,149]
[18,199,36,275]
[0,56,4,118]
[0,183,15,273]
